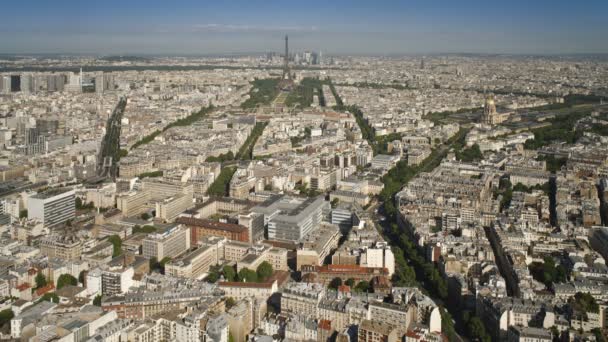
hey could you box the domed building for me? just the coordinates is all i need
[480,95,510,126]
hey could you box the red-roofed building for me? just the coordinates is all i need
[318,319,333,342]
[371,276,391,295]
[35,283,55,298]
[13,283,32,301]
[177,217,249,243]
[337,285,351,294]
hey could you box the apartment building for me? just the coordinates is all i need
[39,235,83,261]
[281,282,326,318]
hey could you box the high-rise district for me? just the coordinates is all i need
[1,20,608,342]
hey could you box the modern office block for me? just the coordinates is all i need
[28,188,76,228]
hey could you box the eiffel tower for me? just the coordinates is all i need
[279,35,294,90]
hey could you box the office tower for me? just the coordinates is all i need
[47,74,65,92]
[65,71,82,92]
[10,75,20,92]
[155,193,194,222]
[95,72,104,94]
[165,239,224,279]
[116,191,150,217]
[421,57,425,70]
[304,51,312,64]
[28,188,76,228]
[251,195,329,241]
[142,225,191,260]
[103,73,115,92]
[1,76,11,94]
[20,73,34,93]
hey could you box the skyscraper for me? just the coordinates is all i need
[21,73,34,93]
[96,72,104,94]
[47,74,65,92]
[0,76,9,93]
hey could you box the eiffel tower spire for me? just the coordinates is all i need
[282,35,292,80]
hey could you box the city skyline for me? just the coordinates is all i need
[2,2,608,341]
[2,0,608,55]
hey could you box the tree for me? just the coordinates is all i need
[107,235,122,257]
[571,292,599,313]
[225,297,236,309]
[455,144,483,162]
[529,256,568,288]
[223,265,237,282]
[93,294,102,306]
[238,268,258,283]
[328,277,343,290]
[159,257,171,274]
[140,213,151,220]
[467,316,490,342]
[75,198,94,210]
[354,281,370,293]
[56,274,78,290]
[40,292,59,303]
[440,307,459,342]
[592,328,606,342]
[345,278,355,287]
[35,273,47,289]
[78,270,87,285]
[119,149,129,159]
[256,261,273,282]
[206,271,219,283]
[149,257,159,271]
[207,167,237,197]
[133,225,157,234]
[0,309,15,327]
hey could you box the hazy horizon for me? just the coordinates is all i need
[2,0,607,55]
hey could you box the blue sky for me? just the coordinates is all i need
[2,0,607,55]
